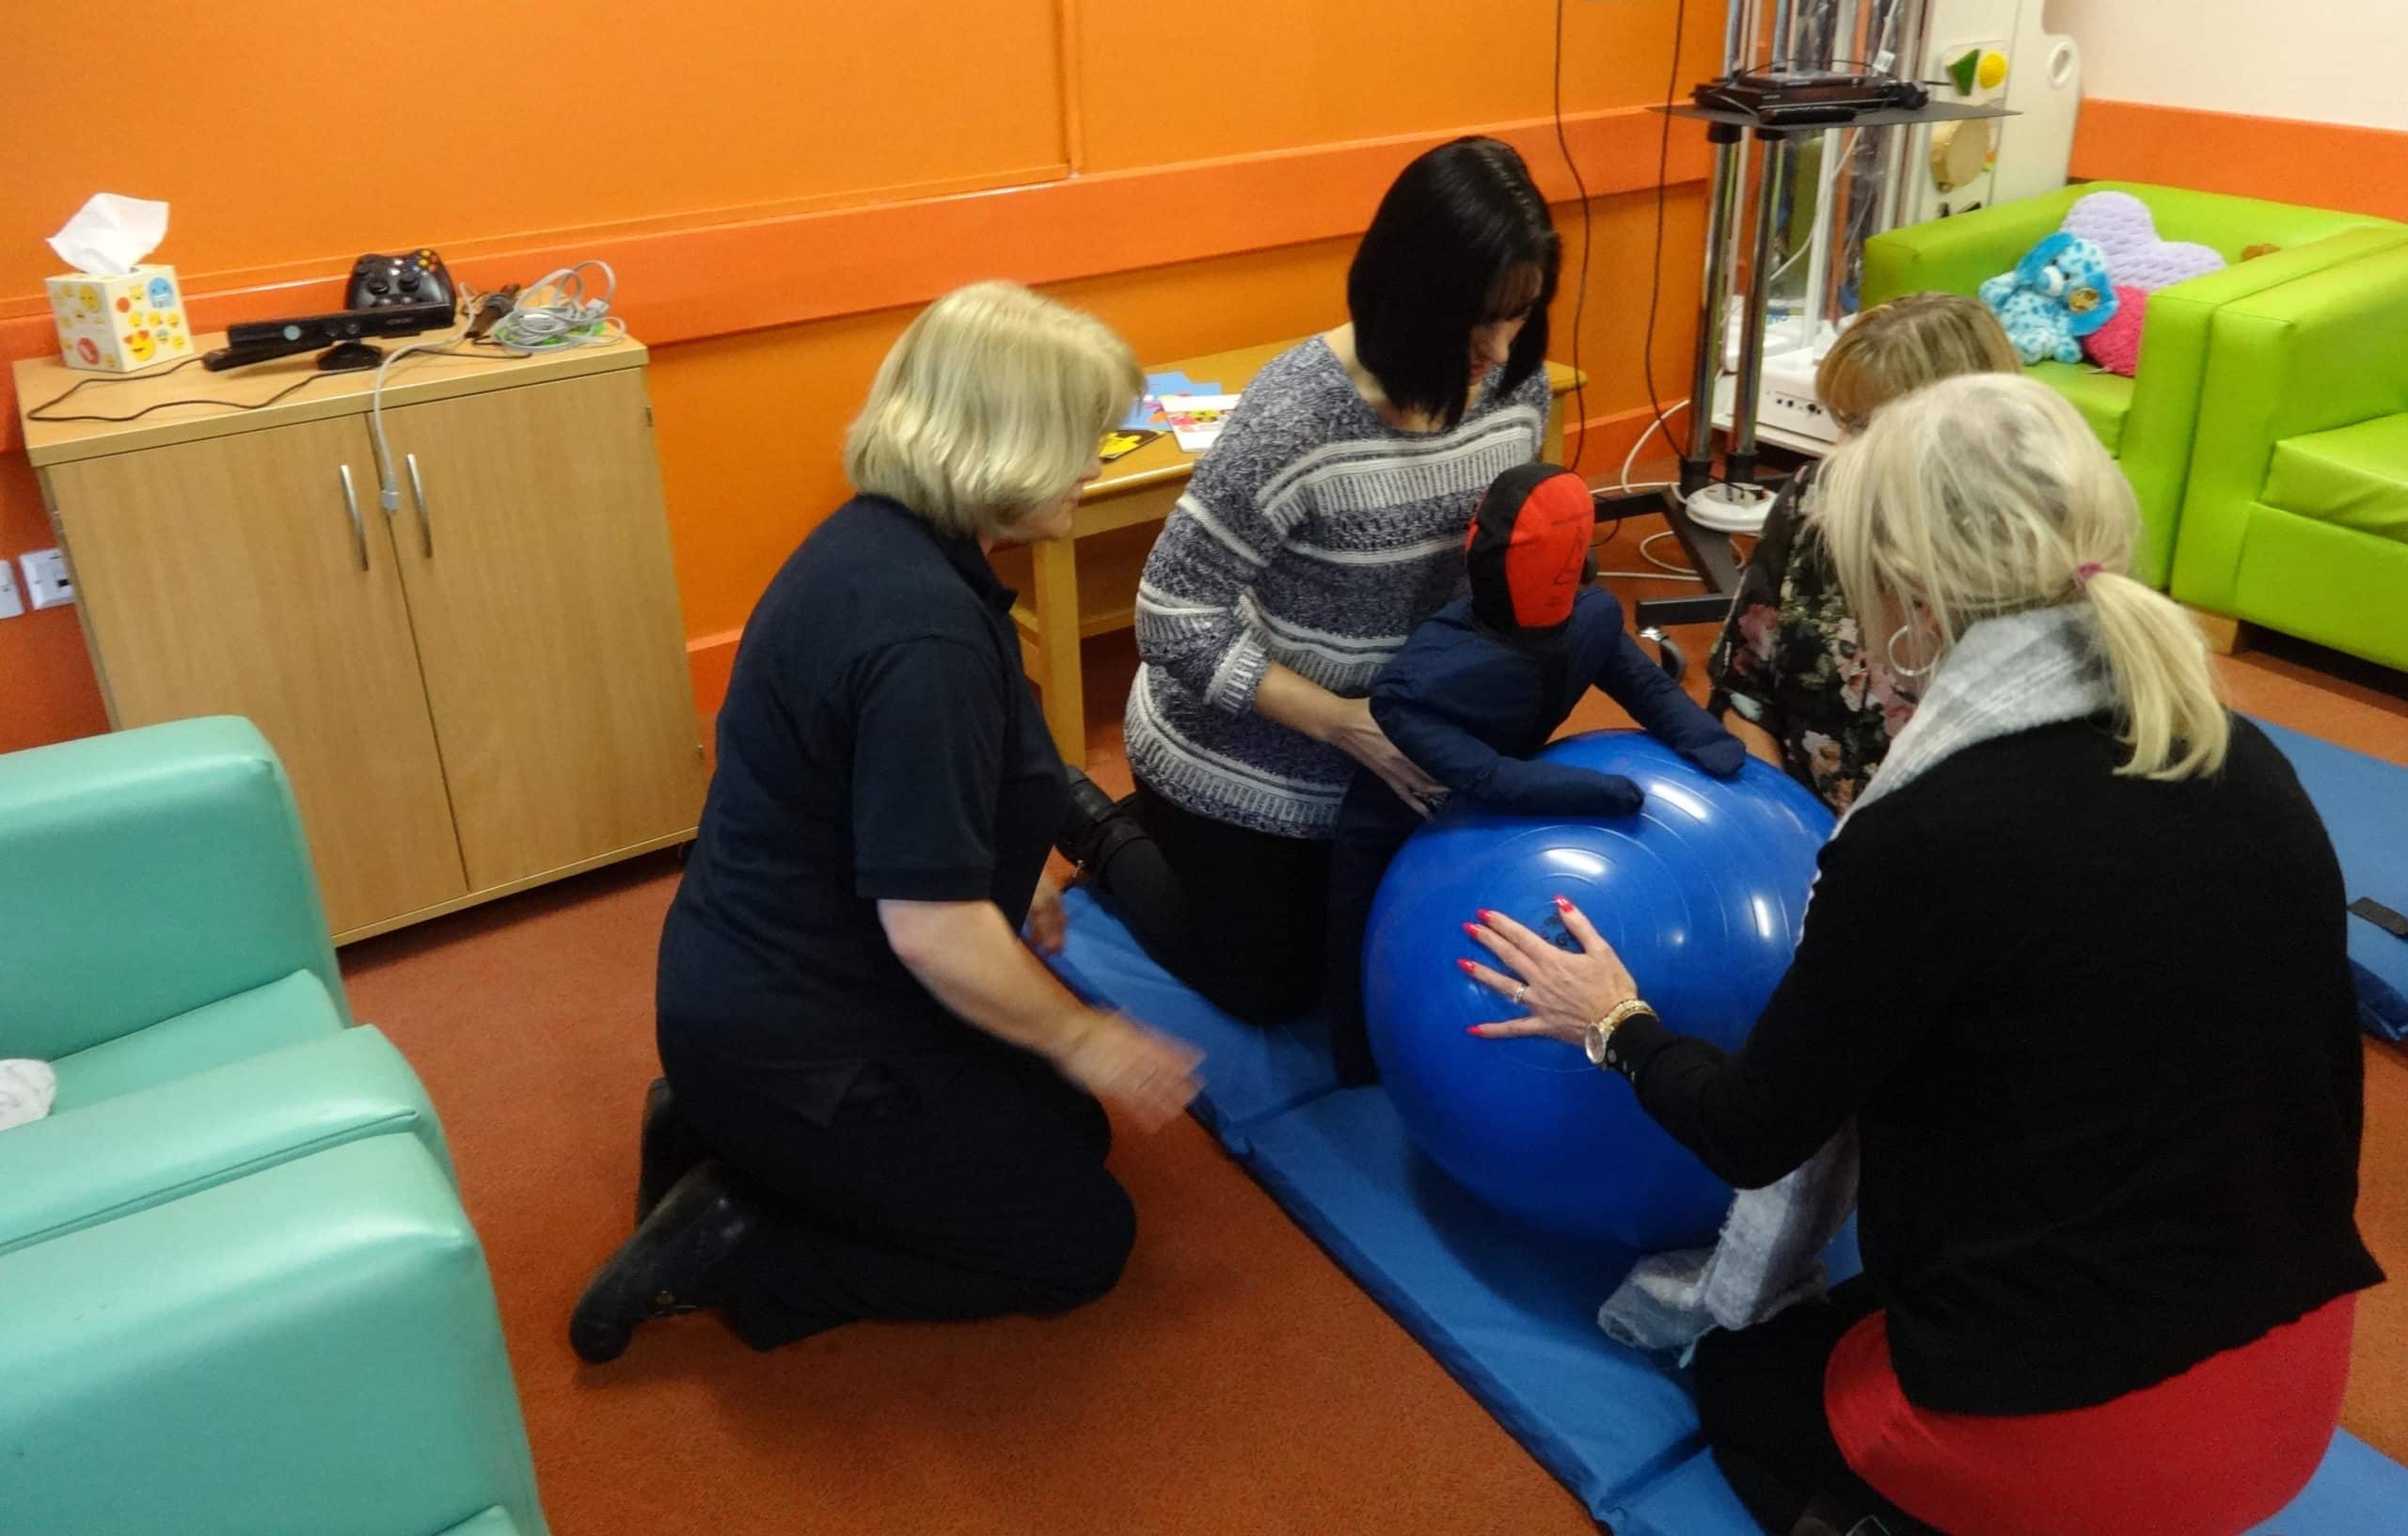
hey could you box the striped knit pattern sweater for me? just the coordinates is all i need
[1124,337,1552,837]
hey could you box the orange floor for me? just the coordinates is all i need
[341,518,2408,1534]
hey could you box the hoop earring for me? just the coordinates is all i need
[1886,624,1935,680]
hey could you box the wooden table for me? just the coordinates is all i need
[1002,338,1586,758]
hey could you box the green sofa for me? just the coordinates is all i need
[1861,182,2404,587]
[0,1135,548,1536]
[0,717,450,1254]
[2178,241,2408,672]
[0,717,547,1533]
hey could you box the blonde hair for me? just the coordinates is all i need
[1817,292,2020,435]
[846,281,1142,537]
[1819,372,2229,780]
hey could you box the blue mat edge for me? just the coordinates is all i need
[1042,929,1341,1154]
[2253,717,2408,1043]
[1235,1095,1707,1521]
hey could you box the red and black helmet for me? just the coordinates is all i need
[1464,462,1592,639]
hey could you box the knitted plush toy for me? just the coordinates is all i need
[1979,232,2120,365]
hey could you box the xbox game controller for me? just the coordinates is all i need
[348,248,454,316]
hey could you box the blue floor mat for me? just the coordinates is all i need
[2258,719,2408,1043]
[1049,885,1336,1150]
[1050,718,2408,1528]
[1240,1087,1705,1512]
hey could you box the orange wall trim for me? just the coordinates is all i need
[0,105,1702,453]
[2072,100,2408,223]
[675,403,1674,721]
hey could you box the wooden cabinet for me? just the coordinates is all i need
[17,337,705,942]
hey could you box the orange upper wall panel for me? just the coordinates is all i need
[1076,0,1721,169]
[3,0,1067,297]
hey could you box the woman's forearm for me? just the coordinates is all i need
[878,898,1100,1062]
[1252,662,1344,742]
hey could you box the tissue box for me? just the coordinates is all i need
[45,264,192,372]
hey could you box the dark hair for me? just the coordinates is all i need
[1348,136,1560,429]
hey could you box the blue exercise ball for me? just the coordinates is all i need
[1363,730,1835,1251]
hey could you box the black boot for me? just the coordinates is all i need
[1055,767,1149,874]
[570,1162,757,1364]
[636,1077,707,1227]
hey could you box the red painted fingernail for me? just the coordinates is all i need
[1465,1025,1484,1037]
[1479,909,1498,924]
[1555,895,1573,911]
[1456,958,1474,973]
[1462,922,1481,939]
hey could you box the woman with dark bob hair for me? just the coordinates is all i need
[1060,135,1564,1024]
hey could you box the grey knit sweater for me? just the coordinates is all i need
[1124,337,1552,837]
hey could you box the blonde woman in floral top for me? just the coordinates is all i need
[1707,293,2020,811]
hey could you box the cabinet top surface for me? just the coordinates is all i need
[15,329,649,467]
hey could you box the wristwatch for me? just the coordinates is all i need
[1583,998,1657,1071]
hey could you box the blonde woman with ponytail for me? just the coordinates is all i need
[1459,372,2381,1535]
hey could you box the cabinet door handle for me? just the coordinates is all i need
[338,465,369,572]
[405,452,433,557]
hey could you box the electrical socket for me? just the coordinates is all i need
[0,560,22,620]
[20,548,73,610]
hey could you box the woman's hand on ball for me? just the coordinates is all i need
[1054,1009,1205,1131]
[1459,897,1640,1043]
[1323,696,1447,817]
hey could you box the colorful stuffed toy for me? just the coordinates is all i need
[2083,284,2149,376]
[1979,232,2120,365]
[2061,191,2226,293]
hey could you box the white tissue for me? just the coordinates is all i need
[47,193,170,278]
[0,1059,56,1132]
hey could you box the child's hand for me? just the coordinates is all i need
[1687,734,1749,779]
[1582,772,1646,816]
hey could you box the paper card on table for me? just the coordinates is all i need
[1161,393,1242,453]
[1099,427,1164,462]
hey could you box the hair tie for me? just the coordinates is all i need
[2075,562,2104,588]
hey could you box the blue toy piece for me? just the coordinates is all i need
[1978,231,2119,365]
[1363,730,1834,1251]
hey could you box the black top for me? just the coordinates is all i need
[657,497,1069,1120]
[1609,716,2383,1415]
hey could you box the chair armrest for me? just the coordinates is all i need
[2118,226,2408,584]
[0,717,347,1062]
[0,1136,547,1536]
[2177,241,2408,601]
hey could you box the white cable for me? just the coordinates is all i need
[491,261,624,355]
[1608,398,1689,497]
[369,259,624,508]
[1640,529,1701,576]
[371,334,467,513]
[1587,397,1703,579]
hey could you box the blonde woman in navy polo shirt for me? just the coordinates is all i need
[572,283,1203,1362]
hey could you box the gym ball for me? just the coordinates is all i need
[1363,730,1835,1251]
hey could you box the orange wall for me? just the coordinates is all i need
[2071,101,2408,224]
[1,0,1719,753]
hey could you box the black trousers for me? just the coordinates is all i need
[1322,798,1418,1085]
[661,1035,1135,1350]
[1085,779,1334,1026]
[1692,1277,1940,1536]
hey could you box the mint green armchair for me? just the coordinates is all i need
[0,1134,548,1536]
[1862,182,2403,587]
[0,718,450,1252]
[2178,242,2408,672]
